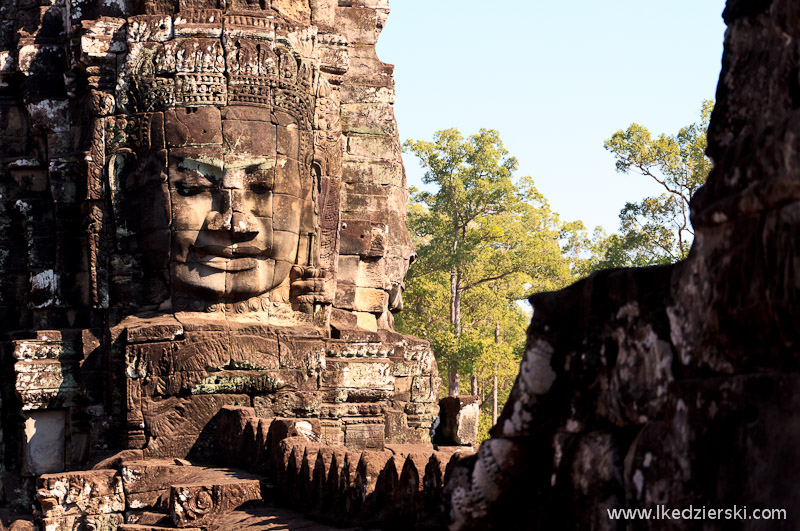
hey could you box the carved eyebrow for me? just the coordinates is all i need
[177,157,275,173]
[226,158,276,171]
[177,158,224,179]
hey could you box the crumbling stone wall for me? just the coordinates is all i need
[445,1,800,530]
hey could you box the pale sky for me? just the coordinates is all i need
[377,0,727,233]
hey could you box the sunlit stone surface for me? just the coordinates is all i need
[0,1,442,525]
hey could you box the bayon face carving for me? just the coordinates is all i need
[167,110,305,300]
[109,15,334,307]
[2,1,416,325]
[0,1,442,488]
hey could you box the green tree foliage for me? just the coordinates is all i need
[597,100,713,267]
[397,128,575,406]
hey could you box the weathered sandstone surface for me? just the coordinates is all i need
[445,2,800,530]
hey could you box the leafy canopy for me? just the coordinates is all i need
[397,128,576,399]
[597,100,713,266]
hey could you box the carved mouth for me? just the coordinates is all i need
[194,244,267,258]
[191,245,267,272]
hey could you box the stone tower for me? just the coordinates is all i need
[0,0,440,507]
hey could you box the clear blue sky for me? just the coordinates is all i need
[377,0,727,233]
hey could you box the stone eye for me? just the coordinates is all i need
[175,183,207,197]
[248,182,270,194]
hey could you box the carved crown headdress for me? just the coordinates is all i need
[117,9,323,129]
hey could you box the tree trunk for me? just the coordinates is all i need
[492,370,498,425]
[448,267,462,396]
[450,271,462,335]
[448,371,460,397]
[470,373,478,395]
[492,323,500,424]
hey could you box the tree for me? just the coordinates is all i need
[399,128,574,397]
[600,100,713,266]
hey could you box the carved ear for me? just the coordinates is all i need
[310,158,322,183]
[316,75,333,99]
[107,149,138,192]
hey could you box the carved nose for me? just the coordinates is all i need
[230,212,258,234]
[206,190,258,235]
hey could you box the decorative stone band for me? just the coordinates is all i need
[119,31,319,125]
[176,72,227,106]
[172,291,272,313]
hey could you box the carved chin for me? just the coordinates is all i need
[170,260,279,300]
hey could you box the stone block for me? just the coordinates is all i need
[221,117,277,153]
[343,420,385,450]
[41,513,123,531]
[332,328,383,345]
[267,418,322,450]
[357,257,386,289]
[338,84,395,105]
[411,375,436,403]
[138,394,250,459]
[127,15,173,42]
[336,255,360,285]
[341,43,393,85]
[321,359,393,391]
[333,7,382,45]
[9,165,47,192]
[80,29,125,61]
[22,410,65,475]
[340,103,396,135]
[12,336,75,360]
[15,360,79,410]
[121,316,184,344]
[173,10,222,38]
[254,391,321,418]
[436,396,480,446]
[353,286,388,313]
[335,284,388,313]
[340,190,390,217]
[320,420,344,447]
[339,220,388,257]
[346,134,397,160]
[354,311,378,332]
[122,461,262,516]
[330,307,359,331]
[165,106,222,146]
[37,469,124,518]
[278,338,325,370]
[170,478,263,528]
[272,0,311,24]
[393,375,411,401]
[121,510,173,526]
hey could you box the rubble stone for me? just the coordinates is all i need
[36,470,125,518]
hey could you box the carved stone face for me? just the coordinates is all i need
[165,107,305,300]
[112,24,321,305]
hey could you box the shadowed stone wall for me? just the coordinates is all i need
[445,1,800,529]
